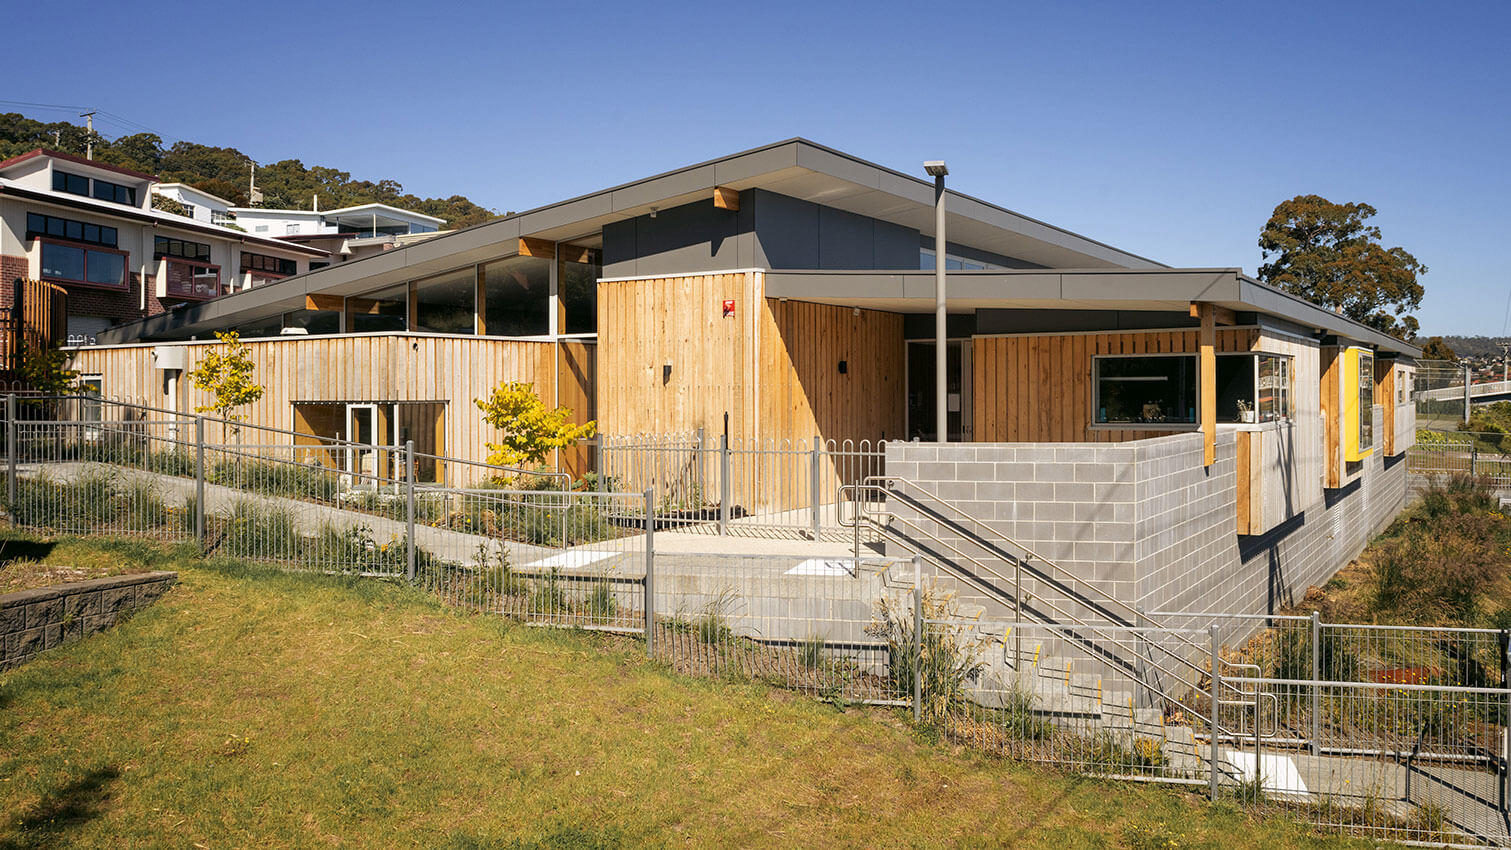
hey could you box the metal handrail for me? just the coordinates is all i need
[839,476,1257,707]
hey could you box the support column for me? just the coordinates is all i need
[1198,303,1217,467]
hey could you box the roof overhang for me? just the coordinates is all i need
[763,268,1421,356]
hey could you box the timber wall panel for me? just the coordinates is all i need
[971,328,1259,443]
[70,334,558,484]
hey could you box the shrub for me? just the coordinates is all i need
[218,499,301,561]
[1370,510,1504,622]
[1418,472,1498,520]
[867,586,987,722]
[210,458,341,504]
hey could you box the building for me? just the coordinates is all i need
[69,139,1418,616]
[151,183,236,228]
[0,149,324,346]
[228,202,446,269]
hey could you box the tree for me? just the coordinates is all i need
[1419,336,1457,362]
[1258,195,1427,340]
[19,344,79,397]
[151,195,190,217]
[186,332,264,436]
[474,382,596,470]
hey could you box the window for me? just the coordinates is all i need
[255,225,269,232]
[155,236,211,262]
[482,255,549,337]
[52,170,89,196]
[1358,351,1374,451]
[921,249,993,271]
[413,268,476,335]
[162,258,221,300]
[91,178,136,206]
[181,203,197,219]
[240,253,297,277]
[211,210,234,227]
[562,251,601,335]
[1094,353,1292,426]
[285,223,299,235]
[346,283,407,332]
[40,241,127,289]
[1094,356,1197,425]
[26,213,117,247]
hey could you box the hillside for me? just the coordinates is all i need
[0,112,498,230]
[1438,335,1510,359]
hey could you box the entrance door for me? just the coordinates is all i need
[346,403,379,486]
[906,340,973,442]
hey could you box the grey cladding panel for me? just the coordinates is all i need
[817,205,875,270]
[751,189,819,269]
[874,218,922,269]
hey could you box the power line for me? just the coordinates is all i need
[0,98,94,113]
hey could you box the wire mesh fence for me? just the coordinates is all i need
[1410,431,1511,488]
[5,394,1510,845]
[595,431,888,539]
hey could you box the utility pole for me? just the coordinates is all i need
[1500,342,1509,384]
[79,111,96,160]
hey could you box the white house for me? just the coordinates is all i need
[151,183,236,227]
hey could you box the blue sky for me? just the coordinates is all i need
[6,0,1507,336]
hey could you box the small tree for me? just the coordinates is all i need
[474,381,596,471]
[186,331,264,437]
[19,344,79,397]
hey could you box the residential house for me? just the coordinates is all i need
[229,202,446,269]
[0,149,323,347]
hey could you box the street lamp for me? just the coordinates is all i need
[924,160,949,442]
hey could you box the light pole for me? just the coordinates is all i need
[924,160,948,442]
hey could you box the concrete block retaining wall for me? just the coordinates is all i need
[887,413,1407,625]
[0,571,178,670]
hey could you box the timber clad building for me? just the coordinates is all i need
[68,139,1418,615]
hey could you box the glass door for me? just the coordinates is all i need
[905,340,973,442]
[346,403,378,487]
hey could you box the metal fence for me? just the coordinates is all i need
[1410,430,1511,490]
[5,395,1510,846]
[596,430,888,540]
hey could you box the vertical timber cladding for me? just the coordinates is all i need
[596,271,764,440]
[971,328,1259,442]
[68,335,558,483]
[555,340,596,479]
[596,270,905,443]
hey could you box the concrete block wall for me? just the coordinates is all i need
[887,414,1407,624]
[1,571,177,670]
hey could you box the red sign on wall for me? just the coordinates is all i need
[722,299,736,318]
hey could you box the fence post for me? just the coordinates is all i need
[595,437,606,493]
[644,488,655,659]
[718,434,730,536]
[1310,611,1321,757]
[693,427,705,502]
[1464,364,1472,424]
[5,394,15,506]
[1501,629,1509,816]
[1472,442,1479,476]
[405,440,416,583]
[810,435,822,540]
[912,554,923,723]
[1209,624,1221,802]
[194,416,206,548]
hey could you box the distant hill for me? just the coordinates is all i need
[1438,336,1510,359]
[0,112,499,230]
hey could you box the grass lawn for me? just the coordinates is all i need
[0,535,1373,849]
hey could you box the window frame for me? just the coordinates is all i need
[161,256,223,301]
[36,238,129,291]
[1090,351,1294,428]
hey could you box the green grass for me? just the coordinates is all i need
[0,534,1375,849]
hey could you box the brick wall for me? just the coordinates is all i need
[0,253,166,322]
[0,571,177,670]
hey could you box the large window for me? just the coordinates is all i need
[91,178,136,206]
[482,255,549,337]
[1094,353,1292,426]
[40,240,127,289]
[561,253,600,335]
[412,268,476,335]
[1095,356,1197,425]
[347,283,408,333]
